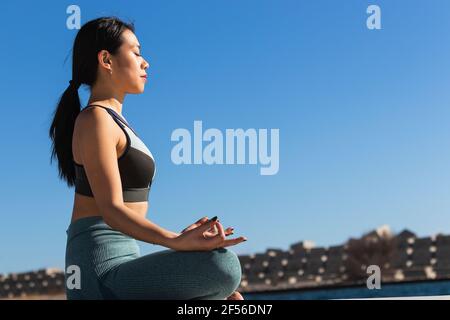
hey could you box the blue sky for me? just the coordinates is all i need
[1,0,450,274]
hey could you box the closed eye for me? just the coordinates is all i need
[134,52,141,57]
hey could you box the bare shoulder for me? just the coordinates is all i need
[75,107,118,139]
[73,107,121,165]
[76,106,111,128]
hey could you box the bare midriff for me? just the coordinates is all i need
[71,193,148,223]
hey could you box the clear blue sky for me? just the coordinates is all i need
[1,0,450,274]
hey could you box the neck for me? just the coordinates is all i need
[87,85,125,115]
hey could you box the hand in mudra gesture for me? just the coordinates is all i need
[174,216,247,251]
[181,216,233,239]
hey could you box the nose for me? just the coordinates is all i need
[142,59,150,70]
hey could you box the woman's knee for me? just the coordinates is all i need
[206,248,242,296]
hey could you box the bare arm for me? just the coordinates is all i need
[76,107,179,248]
[102,204,179,247]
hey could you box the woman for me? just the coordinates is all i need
[48,16,246,300]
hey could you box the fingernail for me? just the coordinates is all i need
[210,216,218,222]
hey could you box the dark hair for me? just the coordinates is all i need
[49,17,135,187]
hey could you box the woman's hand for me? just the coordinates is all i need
[180,216,234,239]
[169,216,247,251]
[179,216,210,234]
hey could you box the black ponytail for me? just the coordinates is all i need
[49,16,134,187]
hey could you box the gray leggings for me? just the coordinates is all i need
[65,216,242,300]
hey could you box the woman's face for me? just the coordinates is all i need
[111,29,149,94]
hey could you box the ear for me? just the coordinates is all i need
[97,50,112,72]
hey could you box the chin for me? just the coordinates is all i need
[129,86,145,94]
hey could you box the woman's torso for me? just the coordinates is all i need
[71,105,150,223]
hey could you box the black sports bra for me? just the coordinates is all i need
[73,105,156,202]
